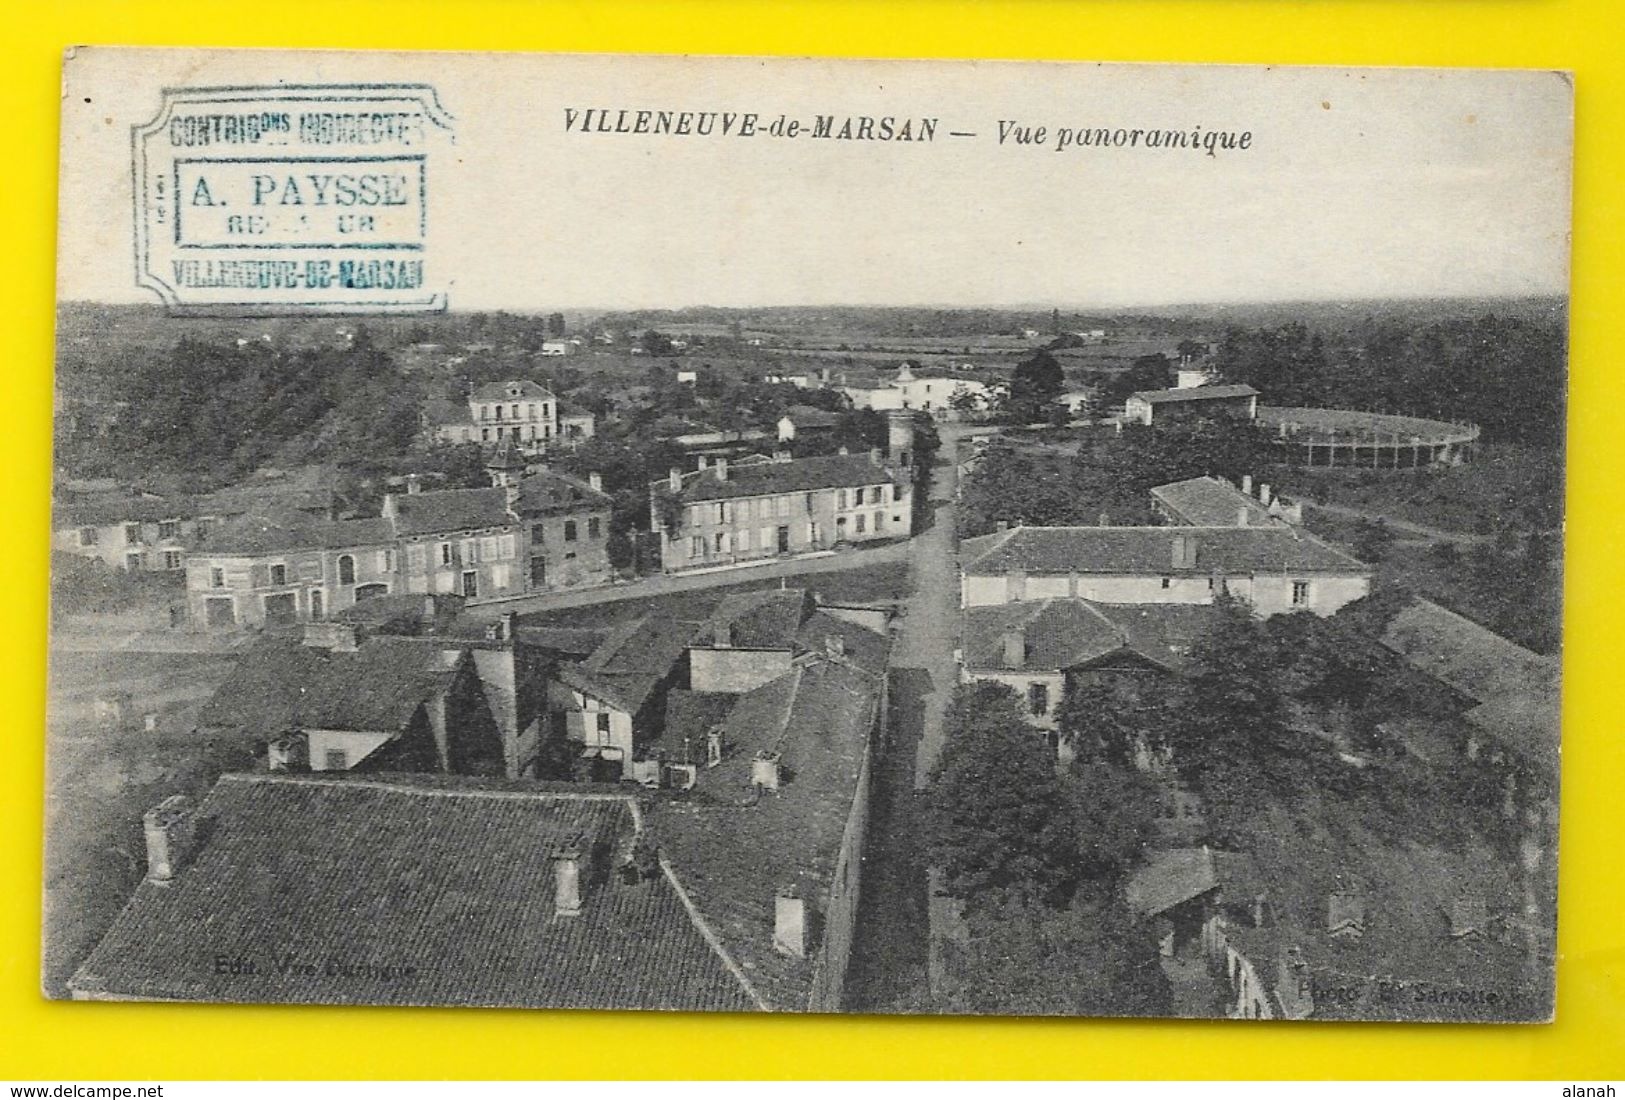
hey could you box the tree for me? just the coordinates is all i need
[1005,350,1065,423]
[547,311,567,337]
[1065,761,1163,882]
[1101,353,1173,407]
[937,885,1172,1017]
[1352,517,1397,563]
[923,682,1080,905]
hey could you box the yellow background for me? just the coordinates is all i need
[2,0,1618,1080]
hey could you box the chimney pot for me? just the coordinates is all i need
[752,750,782,792]
[705,727,724,768]
[774,885,807,958]
[143,794,198,884]
[697,455,709,471]
[1241,474,1253,496]
[1259,483,1273,505]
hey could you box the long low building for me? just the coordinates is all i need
[960,525,1371,618]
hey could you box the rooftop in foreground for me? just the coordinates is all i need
[68,774,756,1012]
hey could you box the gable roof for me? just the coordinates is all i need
[960,525,1367,577]
[648,658,881,1011]
[69,775,756,1012]
[197,636,458,739]
[388,487,514,537]
[1130,383,1260,405]
[470,379,555,402]
[1150,476,1277,527]
[664,452,905,504]
[702,588,811,649]
[558,615,702,715]
[780,406,842,429]
[961,599,1210,674]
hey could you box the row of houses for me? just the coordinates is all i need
[184,448,613,629]
[69,584,896,1013]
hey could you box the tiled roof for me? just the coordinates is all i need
[649,658,880,1011]
[1126,847,1264,918]
[961,599,1205,674]
[389,487,514,537]
[665,453,906,504]
[559,615,701,716]
[69,775,756,1011]
[515,469,611,516]
[662,690,738,755]
[703,589,811,649]
[1130,383,1260,405]
[960,526,1367,577]
[194,514,395,555]
[197,636,456,739]
[1377,597,1560,771]
[1150,476,1277,527]
[796,610,892,678]
[52,491,190,529]
[781,406,842,428]
[470,380,555,402]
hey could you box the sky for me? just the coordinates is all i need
[57,49,1574,311]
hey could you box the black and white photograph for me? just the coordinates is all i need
[45,49,1569,1021]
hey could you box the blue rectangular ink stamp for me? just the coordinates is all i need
[133,84,453,313]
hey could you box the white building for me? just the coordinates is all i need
[841,363,990,417]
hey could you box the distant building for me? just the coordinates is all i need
[430,379,594,453]
[841,362,991,417]
[1123,383,1260,427]
[652,417,914,574]
[958,525,1371,618]
[776,405,842,443]
[539,340,573,357]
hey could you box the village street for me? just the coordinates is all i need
[848,427,966,1010]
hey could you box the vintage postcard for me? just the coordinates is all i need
[47,49,1568,1021]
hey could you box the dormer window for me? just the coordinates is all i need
[506,384,521,398]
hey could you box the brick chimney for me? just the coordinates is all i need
[668,467,683,493]
[715,457,728,482]
[774,885,807,958]
[553,834,586,917]
[143,794,198,885]
[588,471,603,493]
[1259,483,1273,506]
[1236,506,1251,528]
[1241,474,1253,496]
[405,473,422,495]
[697,455,709,471]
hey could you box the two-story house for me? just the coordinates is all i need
[431,379,595,454]
[184,513,398,629]
[384,486,524,602]
[652,444,912,574]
